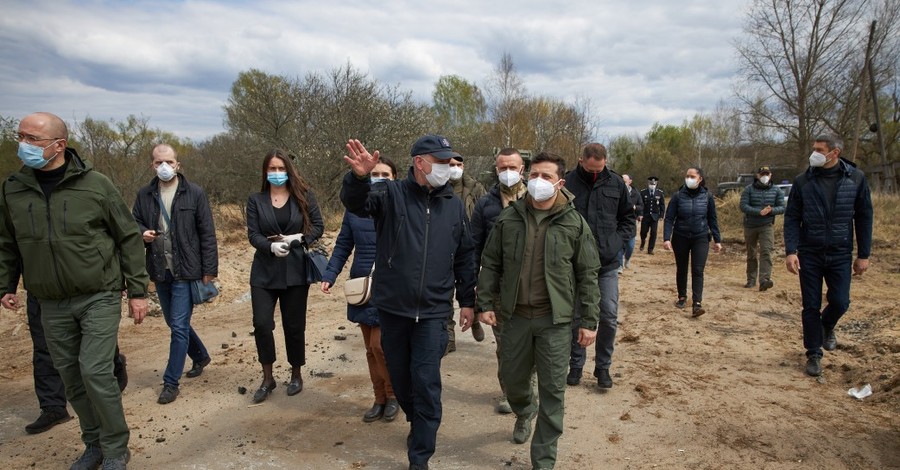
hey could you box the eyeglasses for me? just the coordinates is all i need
[16,133,63,145]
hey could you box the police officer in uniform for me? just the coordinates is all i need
[640,176,665,254]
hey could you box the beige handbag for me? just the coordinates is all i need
[343,264,374,306]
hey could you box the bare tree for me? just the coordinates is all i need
[485,52,527,147]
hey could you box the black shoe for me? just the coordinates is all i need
[185,357,210,378]
[759,279,774,291]
[743,281,755,288]
[675,297,686,309]
[823,329,837,351]
[101,449,130,470]
[805,356,822,377]
[566,367,582,386]
[383,398,400,422]
[409,464,429,470]
[25,407,71,434]
[471,321,485,342]
[157,384,179,404]
[363,403,385,423]
[691,302,705,318]
[113,353,128,392]
[647,250,654,255]
[286,377,303,396]
[596,369,613,389]
[69,443,103,470]
[252,381,276,403]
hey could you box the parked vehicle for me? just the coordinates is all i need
[776,183,792,204]
[716,174,755,197]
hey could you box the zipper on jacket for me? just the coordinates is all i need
[63,200,68,234]
[387,216,406,269]
[45,198,66,294]
[415,200,432,322]
[28,202,35,236]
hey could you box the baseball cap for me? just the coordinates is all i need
[757,166,772,174]
[410,134,456,159]
[451,152,463,162]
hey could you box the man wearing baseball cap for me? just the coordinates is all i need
[740,166,785,291]
[341,135,476,470]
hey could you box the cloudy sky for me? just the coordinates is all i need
[0,0,750,142]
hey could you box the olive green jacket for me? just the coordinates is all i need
[477,189,601,329]
[0,149,149,300]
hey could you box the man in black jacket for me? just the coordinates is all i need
[132,144,218,404]
[619,174,643,272]
[564,143,635,389]
[341,135,476,470]
[640,176,666,254]
[784,133,872,377]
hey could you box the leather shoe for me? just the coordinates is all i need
[383,398,400,422]
[157,384,179,404]
[691,302,705,317]
[252,381,276,403]
[286,377,303,396]
[69,443,103,470]
[596,369,613,389]
[566,367,582,386]
[363,403,385,423]
[805,356,822,377]
[408,464,429,470]
[823,329,837,351]
[471,321,485,342]
[25,407,71,434]
[675,297,686,309]
[185,357,210,378]
[744,281,755,288]
[759,279,774,291]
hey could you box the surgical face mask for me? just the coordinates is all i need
[17,140,60,169]
[809,150,829,168]
[267,171,288,187]
[649,184,657,190]
[448,166,464,181]
[684,177,699,189]
[498,169,521,187]
[156,162,177,182]
[423,161,451,187]
[527,178,559,202]
[759,175,771,185]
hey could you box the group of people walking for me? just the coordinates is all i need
[0,111,874,470]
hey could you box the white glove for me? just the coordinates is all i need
[270,242,290,257]
[281,233,304,245]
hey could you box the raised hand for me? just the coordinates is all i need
[343,139,380,177]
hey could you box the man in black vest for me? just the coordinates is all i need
[640,176,666,254]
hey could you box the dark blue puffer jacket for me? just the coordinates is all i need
[663,186,722,242]
[322,210,379,326]
[784,159,873,257]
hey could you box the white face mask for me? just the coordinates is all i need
[448,166,464,181]
[156,162,177,182]
[527,178,559,202]
[424,161,451,187]
[759,175,771,185]
[649,184,657,190]
[809,151,828,168]
[498,169,521,187]
[685,177,699,189]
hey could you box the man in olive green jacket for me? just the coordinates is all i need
[477,153,601,470]
[0,112,149,470]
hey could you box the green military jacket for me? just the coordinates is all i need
[0,149,149,300]
[477,188,601,330]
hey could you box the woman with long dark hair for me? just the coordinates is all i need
[321,157,400,423]
[246,149,324,403]
[663,166,722,317]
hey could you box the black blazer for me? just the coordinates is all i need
[247,190,325,289]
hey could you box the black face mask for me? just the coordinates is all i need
[577,164,601,184]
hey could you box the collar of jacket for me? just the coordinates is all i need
[808,157,856,178]
[575,164,610,186]
[149,173,188,193]
[403,166,454,198]
[13,147,91,192]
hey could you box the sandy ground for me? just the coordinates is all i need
[0,234,897,470]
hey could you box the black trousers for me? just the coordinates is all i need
[671,234,709,302]
[640,217,660,252]
[251,285,309,367]
[27,293,67,411]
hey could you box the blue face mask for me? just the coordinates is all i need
[267,171,288,187]
[370,177,388,185]
[18,140,60,169]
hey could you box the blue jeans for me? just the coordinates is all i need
[570,268,619,373]
[156,271,209,387]
[619,236,636,266]
[378,311,448,466]
[798,252,852,358]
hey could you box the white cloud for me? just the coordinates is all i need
[0,0,748,141]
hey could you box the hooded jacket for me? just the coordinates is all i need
[0,148,149,300]
[784,158,872,258]
[476,188,601,329]
[341,167,476,320]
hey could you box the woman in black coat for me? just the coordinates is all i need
[663,166,722,317]
[246,149,324,403]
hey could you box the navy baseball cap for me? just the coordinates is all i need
[410,134,455,159]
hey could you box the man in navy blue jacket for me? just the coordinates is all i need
[784,133,873,377]
[341,135,476,470]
